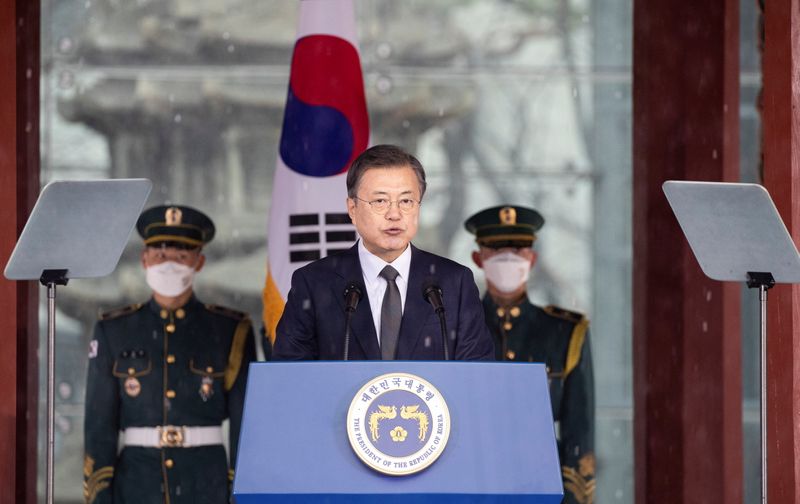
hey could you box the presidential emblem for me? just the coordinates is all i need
[347,373,450,476]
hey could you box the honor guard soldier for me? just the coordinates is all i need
[465,205,595,504]
[83,205,257,504]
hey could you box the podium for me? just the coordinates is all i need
[234,361,563,503]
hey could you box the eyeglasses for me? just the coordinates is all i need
[353,196,420,214]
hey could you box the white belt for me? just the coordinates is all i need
[122,426,223,448]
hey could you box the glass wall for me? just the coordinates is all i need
[40,0,633,501]
[740,0,763,500]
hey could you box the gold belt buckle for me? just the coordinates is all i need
[159,426,185,448]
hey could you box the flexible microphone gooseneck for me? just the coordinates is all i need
[423,283,449,360]
[343,282,362,361]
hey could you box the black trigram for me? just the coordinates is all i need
[288,213,356,263]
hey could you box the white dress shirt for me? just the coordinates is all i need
[357,240,412,347]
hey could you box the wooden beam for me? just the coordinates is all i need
[762,0,800,501]
[0,1,40,502]
[633,0,742,502]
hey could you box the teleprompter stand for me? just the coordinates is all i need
[4,179,151,504]
[663,181,800,504]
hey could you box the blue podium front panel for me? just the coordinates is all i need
[234,361,562,503]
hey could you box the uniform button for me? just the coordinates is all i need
[127,367,136,375]
[206,366,214,373]
[503,322,513,331]
[166,390,176,399]
[165,459,174,469]
[165,323,176,333]
[160,309,168,319]
[506,350,516,360]
[510,306,521,318]
[166,355,176,364]
[175,308,185,319]
[496,308,505,318]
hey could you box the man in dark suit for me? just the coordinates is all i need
[273,144,494,361]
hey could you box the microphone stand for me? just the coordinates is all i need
[423,285,449,361]
[437,311,449,361]
[343,309,355,361]
[343,284,361,361]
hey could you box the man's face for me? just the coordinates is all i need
[141,245,205,272]
[472,246,537,295]
[347,165,421,262]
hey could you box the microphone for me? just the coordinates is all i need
[423,283,449,360]
[343,282,362,361]
[344,283,362,313]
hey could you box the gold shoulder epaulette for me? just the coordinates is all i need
[224,318,253,391]
[544,306,590,379]
[544,305,586,324]
[99,303,143,321]
[205,304,248,321]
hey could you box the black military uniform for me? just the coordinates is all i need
[465,205,596,504]
[83,206,257,504]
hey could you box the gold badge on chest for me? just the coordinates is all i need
[199,376,214,401]
[124,374,141,398]
[200,366,215,402]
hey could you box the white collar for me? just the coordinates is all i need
[357,240,412,283]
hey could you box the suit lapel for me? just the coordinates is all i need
[334,244,380,359]
[396,245,436,359]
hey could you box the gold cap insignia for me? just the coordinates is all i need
[165,207,183,226]
[499,207,517,225]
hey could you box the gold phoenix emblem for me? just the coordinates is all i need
[400,405,429,441]
[368,404,429,443]
[499,206,517,225]
[369,405,396,441]
[165,207,183,225]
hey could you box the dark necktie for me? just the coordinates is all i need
[380,265,401,360]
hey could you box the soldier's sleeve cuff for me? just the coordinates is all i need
[83,455,114,504]
[562,453,595,504]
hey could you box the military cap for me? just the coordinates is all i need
[136,205,215,248]
[464,205,544,248]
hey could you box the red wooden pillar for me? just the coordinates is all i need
[0,1,40,502]
[762,0,800,501]
[632,0,742,502]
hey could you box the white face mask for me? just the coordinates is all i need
[482,251,532,294]
[145,261,197,297]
